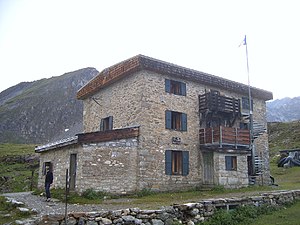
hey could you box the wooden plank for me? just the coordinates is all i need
[78,127,139,143]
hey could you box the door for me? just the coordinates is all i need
[203,152,214,185]
[69,154,77,191]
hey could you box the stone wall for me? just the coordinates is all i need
[80,69,271,192]
[214,152,249,188]
[40,190,300,225]
[38,138,139,193]
[78,138,139,194]
[38,145,81,189]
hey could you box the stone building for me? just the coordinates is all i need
[35,55,273,194]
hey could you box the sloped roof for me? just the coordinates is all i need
[77,54,273,101]
[35,126,140,153]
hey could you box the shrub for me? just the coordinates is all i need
[201,209,233,225]
[81,188,106,200]
[136,188,155,197]
[200,203,284,225]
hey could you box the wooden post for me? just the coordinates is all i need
[30,170,34,191]
[219,126,222,148]
[235,128,238,149]
[65,169,68,225]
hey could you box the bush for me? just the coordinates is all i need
[136,188,155,197]
[201,209,233,225]
[200,204,283,225]
[81,188,106,200]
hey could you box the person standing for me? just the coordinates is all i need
[45,166,53,202]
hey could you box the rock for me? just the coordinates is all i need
[189,208,199,216]
[18,207,30,212]
[15,220,25,225]
[122,215,135,223]
[101,217,113,224]
[9,199,25,206]
[152,219,164,225]
[187,221,194,225]
[134,218,143,224]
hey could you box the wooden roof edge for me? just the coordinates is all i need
[35,136,79,153]
[77,54,273,101]
[77,55,143,100]
[77,125,140,144]
[35,126,140,153]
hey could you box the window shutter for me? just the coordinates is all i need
[165,110,172,129]
[181,82,186,96]
[225,156,232,170]
[100,119,104,131]
[165,150,172,175]
[108,116,113,130]
[165,79,171,93]
[181,113,187,131]
[42,162,46,175]
[182,151,189,176]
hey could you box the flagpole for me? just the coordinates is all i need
[244,35,255,177]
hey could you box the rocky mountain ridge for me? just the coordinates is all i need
[0,67,98,144]
[266,97,300,122]
[0,68,298,144]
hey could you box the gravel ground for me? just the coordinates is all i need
[1,192,134,217]
[1,189,280,223]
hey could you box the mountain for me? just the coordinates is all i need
[267,97,300,122]
[0,67,298,144]
[0,68,98,144]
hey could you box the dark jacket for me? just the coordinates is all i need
[45,171,53,184]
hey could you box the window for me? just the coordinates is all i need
[43,162,52,175]
[225,156,237,171]
[242,97,253,111]
[165,110,187,131]
[100,116,113,131]
[165,79,186,96]
[165,150,189,176]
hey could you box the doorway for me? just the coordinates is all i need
[69,154,77,190]
[203,152,214,185]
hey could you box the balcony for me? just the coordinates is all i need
[199,91,240,115]
[199,127,250,149]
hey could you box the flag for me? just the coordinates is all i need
[239,35,247,47]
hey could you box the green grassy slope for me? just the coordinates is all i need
[268,121,300,157]
[0,144,38,193]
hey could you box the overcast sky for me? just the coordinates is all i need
[0,0,299,100]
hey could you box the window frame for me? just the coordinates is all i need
[165,150,189,176]
[225,156,237,171]
[100,116,113,131]
[241,97,253,111]
[43,162,52,175]
[165,79,186,96]
[165,110,187,131]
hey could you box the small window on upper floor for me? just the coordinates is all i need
[165,110,187,131]
[100,116,113,131]
[165,79,186,96]
[242,97,253,111]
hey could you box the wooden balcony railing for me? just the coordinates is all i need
[199,127,250,149]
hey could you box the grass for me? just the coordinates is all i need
[250,201,300,225]
[268,121,300,157]
[0,143,38,193]
[0,143,35,157]
[0,196,33,224]
[270,161,300,189]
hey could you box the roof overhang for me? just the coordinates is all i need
[77,54,273,101]
[35,126,140,153]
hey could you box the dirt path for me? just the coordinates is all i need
[2,192,135,217]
